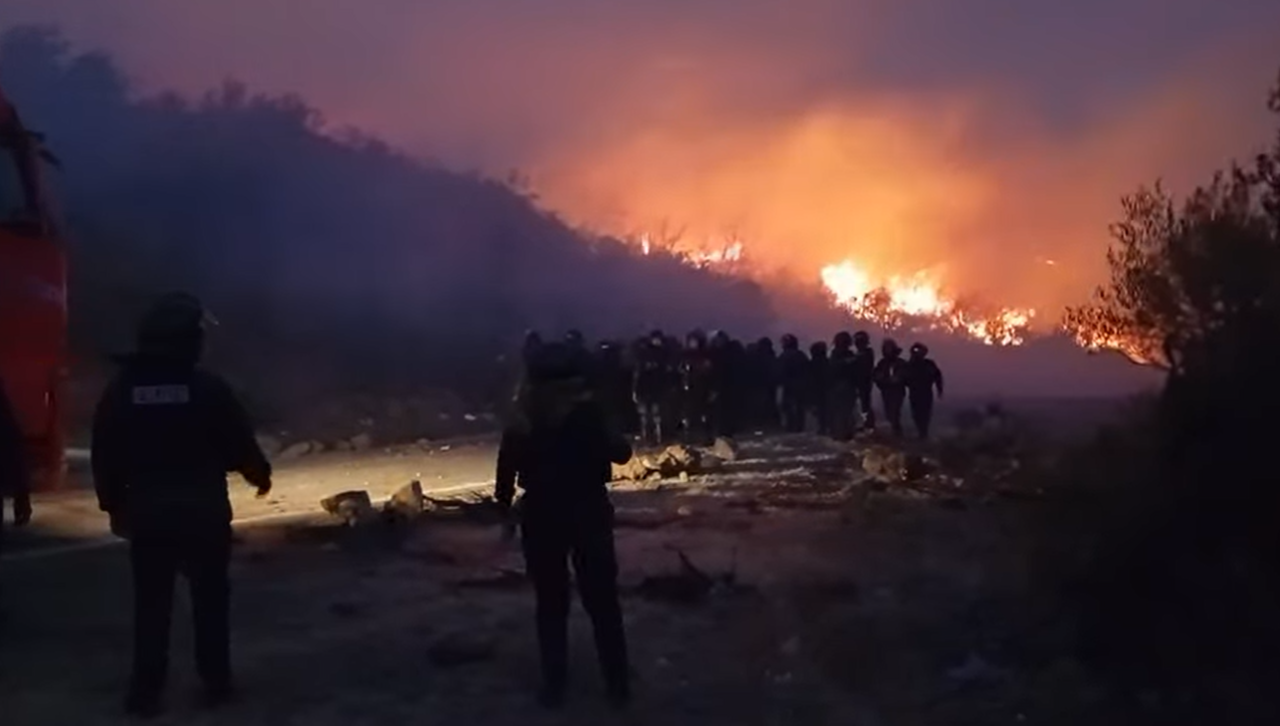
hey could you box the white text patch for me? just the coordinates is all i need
[131,385,191,405]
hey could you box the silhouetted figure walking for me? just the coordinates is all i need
[904,342,944,440]
[873,339,908,436]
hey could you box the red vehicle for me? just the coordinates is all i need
[0,82,67,492]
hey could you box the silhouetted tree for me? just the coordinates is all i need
[1059,71,1280,723]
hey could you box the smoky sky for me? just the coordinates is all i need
[4,0,1271,321]
[0,0,1270,399]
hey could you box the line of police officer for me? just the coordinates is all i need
[522,327,946,445]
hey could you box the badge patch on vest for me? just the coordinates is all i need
[131,384,191,405]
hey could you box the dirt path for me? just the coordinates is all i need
[0,432,1105,725]
[3,436,502,560]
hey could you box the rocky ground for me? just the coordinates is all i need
[1,412,1132,726]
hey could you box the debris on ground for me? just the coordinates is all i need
[349,432,374,451]
[710,436,739,462]
[631,548,741,605]
[320,490,376,526]
[423,492,504,524]
[277,440,316,461]
[612,443,730,482]
[255,433,283,457]
[384,480,426,521]
[861,445,908,482]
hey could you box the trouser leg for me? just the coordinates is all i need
[571,518,629,696]
[185,530,233,690]
[129,540,178,701]
[882,389,905,436]
[910,394,934,440]
[857,383,876,429]
[522,522,571,692]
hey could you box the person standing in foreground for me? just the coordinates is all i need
[904,342,944,440]
[91,293,272,719]
[495,342,633,710]
[0,378,31,621]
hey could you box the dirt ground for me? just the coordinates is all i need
[0,431,1115,726]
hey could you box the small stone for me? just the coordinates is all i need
[386,480,426,519]
[320,490,376,526]
[277,441,313,461]
[255,434,283,457]
[710,437,739,462]
[349,432,374,451]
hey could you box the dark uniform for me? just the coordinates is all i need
[852,331,876,431]
[680,331,714,444]
[512,330,544,404]
[632,331,671,446]
[91,293,272,718]
[828,332,858,441]
[708,332,739,437]
[808,341,830,435]
[751,337,780,429]
[904,342,944,440]
[0,380,30,611]
[777,335,808,433]
[873,339,908,436]
[594,341,633,434]
[495,342,632,709]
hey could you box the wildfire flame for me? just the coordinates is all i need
[819,260,1035,346]
[632,232,1154,358]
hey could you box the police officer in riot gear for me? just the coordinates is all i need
[681,330,715,443]
[904,342,945,440]
[594,340,633,433]
[91,293,272,718]
[873,339,908,436]
[752,337,780,428]
[828,332,858,440]
[632,330,670,446]
[495,342,632,709]
[807,341,830,435]
[852,330,876,431]
[777,335,808,433]
[513,330,545,404]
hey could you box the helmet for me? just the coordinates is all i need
[711,330,730,347]
[136,292,214,357]
[809,340,828,357]
[648,329,664,343]
[527,342,587,384]
[853,330,870,348]
[564,329,585,348]
[833,331,853,349]
[882,338,902,357]
[910,342,929,358]
[757,336,775,352]
[780,333,799,350]
[686,329,707,349]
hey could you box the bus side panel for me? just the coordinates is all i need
[0,226,68,491]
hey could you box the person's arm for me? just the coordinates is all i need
[208,376,272,495]
[934,363,945,398]
[90,383,127,514]
[494,427,524,511]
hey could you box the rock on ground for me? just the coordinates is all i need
[320,490,376,526]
